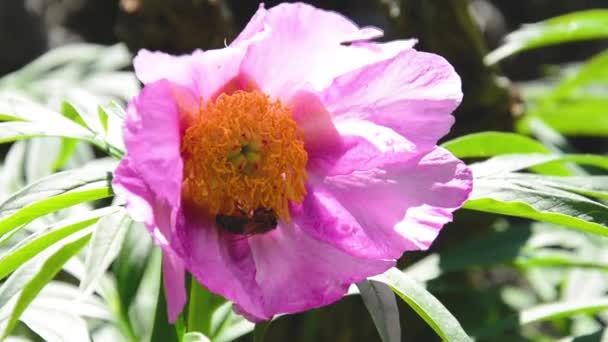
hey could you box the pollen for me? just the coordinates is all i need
[181,91,308,221]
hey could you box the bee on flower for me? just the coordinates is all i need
[113,2,472,322]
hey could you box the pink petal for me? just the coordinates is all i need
[175,208,266,320]
[122,80,183,212]
[177,202,394,321]
[163,252,187,323]
[290,90,342,159]
[240,3,399,101]
[134,46,252,100]
[247,218,394,317]
[307,145,472,258]
[322,48,462,153]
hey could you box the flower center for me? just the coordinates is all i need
[181,90,308,221]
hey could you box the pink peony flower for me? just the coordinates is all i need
[113,2,473,322]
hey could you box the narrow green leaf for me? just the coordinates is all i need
[487,10,608,64]
[442,132,551,158]
[151,267,179,342]
[474,298,608,338]
[98,106,109,134]
[465,178,608,237]
[522,97,608,137]
[550,49,608,99]
[183,332,211,342]
[0,208,117,281]
[113,221,154,310]
[372,268,472,342]
[60,101,88,128]
[0,234,91,339]
[470,153,608,177]
[79,211,129,297]
[499,173,608,200]
[357,279,401,342]
[187,278,224,335]
[52,139,79,171]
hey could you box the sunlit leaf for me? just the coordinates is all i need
[465,177,608,237]
[0,168,112,238]
[0,234,91,339]
[0,207,118,281]
[372,268,472,342]
[357,279,401,342]
[79,211,129,297]
[486,10,608,64]
[442,132,551,158]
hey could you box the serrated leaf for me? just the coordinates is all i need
[0,234,91,339]
[487,10,608,64]
[79,211,129,296]
[357,279,400,342]
[372,268,472,342]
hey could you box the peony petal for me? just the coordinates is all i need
[113,156,155,228]
[247,213,394,317]
[176,208,267,321]
[162,253,187,323]
[323,48,462,153]
[134,43,265,101]
[290,90,342,159]
[240,3,394,101]
[123,80,183,211]
[305,135,472,259]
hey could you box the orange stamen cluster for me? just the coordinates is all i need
[181,91,308,221]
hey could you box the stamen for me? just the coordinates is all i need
[181,91,308,221]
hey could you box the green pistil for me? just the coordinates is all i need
[228,140,262,172]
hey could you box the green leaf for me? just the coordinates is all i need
[498,173,608,200]
[253,321,271,342]
[0,168,112,238]
[60,101,88,128]
[521,97,608,137]
[79,211,130,296]
[151,267,179,342]
[442,132,571,175]
[442,132,551,158]
[549,49,608,99]
[465,177,608,237]
[187,278,224,336]
[474,298,608,338]
[405,227,533,283]
[113,221,154,310]
[183,332,211,342]
[487,10,608,64]
[51,139,79,172]
[0,207,117,281]
[357,279,401,342]
[98,106,109,134]
[470,153,608,177]
[0,234,91,339]
[372,268,472,342]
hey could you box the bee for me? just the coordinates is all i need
[216,208,278,236]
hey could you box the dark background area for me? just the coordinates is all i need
[2,1,607,341]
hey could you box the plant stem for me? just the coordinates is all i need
[187,277,213,335]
